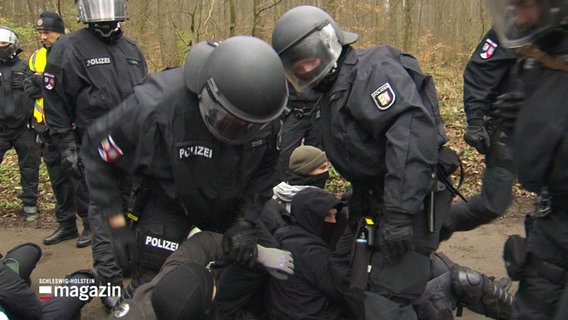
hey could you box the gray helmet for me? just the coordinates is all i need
[487,0,568,48]
[0,26,20,63]
[272,5,358,92]
[75,0,127,23]
[185,36,288,145]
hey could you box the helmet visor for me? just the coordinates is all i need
[487,0,554,48]
[199,79,268,145]
[76,0,127,23]
[279,23,342,92]
[0,28,17,45]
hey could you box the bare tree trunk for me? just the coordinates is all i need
[156,1,179,69]
[228,0,236,36]
[402,0,413,52]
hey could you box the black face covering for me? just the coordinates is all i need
[305,171,329,189]
[322,221,337,246]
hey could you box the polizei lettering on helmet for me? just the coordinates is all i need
[144,236,179,252]
[84,57,111,67]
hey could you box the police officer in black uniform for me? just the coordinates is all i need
[272,5,453,319]
[43,0,147,311]
[80,36,287,316]
[274,84,322,180]
[24,11,92,248]
[0,26,41,222]
[487,0,568,318]
[440,28,518,239]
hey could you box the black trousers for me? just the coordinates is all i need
[512,207,568,319]
[41,138,89,229]
[0,127,40,207]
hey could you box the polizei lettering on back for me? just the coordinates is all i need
[144,236,179,252]
[178,145,213,159]
[85,57,111,67]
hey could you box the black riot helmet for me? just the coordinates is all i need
[272,5,358,92]
[184,36,288,145]
[0,26,21,63]
[75,0,127,23]
[487,0,568,48]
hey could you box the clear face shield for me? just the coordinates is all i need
[279,23,342,92]
[76,0,127,23]
[487,0,555,47]
[0,28,17,45]
[0,28,18,61]
[199,79,270,145]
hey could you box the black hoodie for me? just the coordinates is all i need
[269,188,351,320]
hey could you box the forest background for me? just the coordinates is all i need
[0,0,533,216]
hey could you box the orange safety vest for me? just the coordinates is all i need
[28,48,47,124]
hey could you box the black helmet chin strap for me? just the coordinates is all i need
[88,22,122,40]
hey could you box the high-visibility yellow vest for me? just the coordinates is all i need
[28,48,47,124]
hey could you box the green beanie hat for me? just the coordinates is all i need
[289,145,327,175]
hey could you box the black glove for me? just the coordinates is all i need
[490,91,524,134]
[61,146,84,180]
[222,219,258,268]
[12,76,24,90]
[463,117,491,155]
[32,73,42,87]
[110,226,138,275]
[379,212,414,260]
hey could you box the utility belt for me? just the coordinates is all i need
[283,106,313,119]
[503,235,568,283]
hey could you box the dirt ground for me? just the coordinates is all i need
[0,195,531,320]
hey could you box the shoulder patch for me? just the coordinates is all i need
[43,73,55,90]
[98,135,124,163]
[480,38,498,60]
[371,82,396,110]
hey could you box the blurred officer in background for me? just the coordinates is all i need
[80,36,287,318]
[487,0,568,319]
[43,0,148,311]
[24,11,91,248]
[274,84,322,180]
[0,26,41,222]
[272,5,453,319]
[440,28,518,240]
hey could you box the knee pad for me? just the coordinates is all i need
[3,242,42,280]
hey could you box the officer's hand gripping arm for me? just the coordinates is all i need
[221,218,258,269]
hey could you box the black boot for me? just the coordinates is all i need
[43,226,79,245]
[76,226,92,248]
